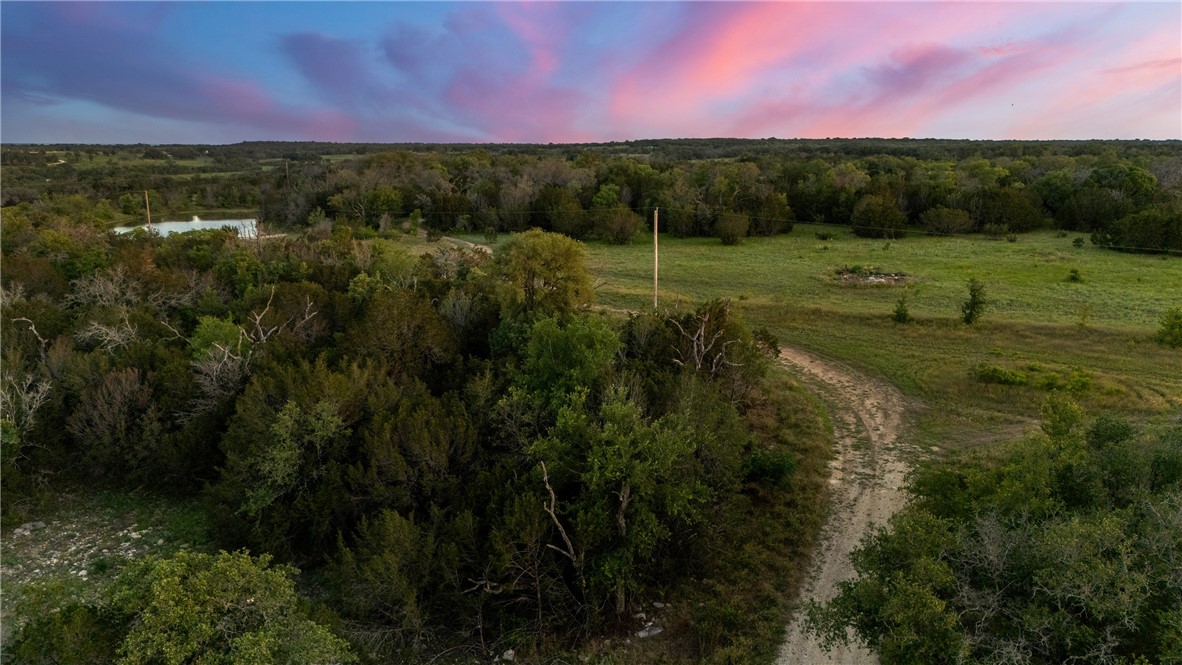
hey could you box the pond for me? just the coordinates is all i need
[112,216,257,238]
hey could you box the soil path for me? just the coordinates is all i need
[775,346,911,665]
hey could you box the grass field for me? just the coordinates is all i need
[568,226,1182,449]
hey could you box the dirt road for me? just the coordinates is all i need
[775,346,911,665]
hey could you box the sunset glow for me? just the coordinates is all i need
[3,1,1179,143]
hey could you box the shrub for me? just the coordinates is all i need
[961,278,987,324]
[9,551,356,665]
[921,206,972,236]
[744,449,796,490]
[1073,237,1085,248]
[815,231,835,241]
[1066,268,1083,283]
[752,326,780,356]
[1157,307,1182,348]
[974,364,1027,386]
[892,294,913,324]
[1095,205,1182,254]
[715,210,750,245]
[982,223,1008,239]
[851,195,907,239]
[596,204,641,245]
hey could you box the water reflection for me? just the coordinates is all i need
[113,217,257,238]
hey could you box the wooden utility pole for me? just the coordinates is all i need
[653,207,659,310]
[144,190,152,232]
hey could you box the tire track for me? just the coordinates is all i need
[775,346,910,665]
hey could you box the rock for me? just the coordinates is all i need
[652,601,666,609]
[636,625,664,639]
[499,649,515,662]
[632,612,647,620]
[129,532,142,539]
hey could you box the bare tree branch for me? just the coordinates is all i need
[1,373,52,441]
[75,312,138,352]
[540,461,586,596]
[11,317,49,361]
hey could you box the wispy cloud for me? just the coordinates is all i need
[1,1,1177,143]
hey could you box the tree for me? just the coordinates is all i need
[976,186,1046,233]
[961,278,987,324]
[596,204,641,245]
[535,184,590,239]
[522,315,620,411]
[495,229,594,320]
[9,551,355,665]
[851,194,907,239]
[751,192,793,236]
[808,403,1182,665]
[920,206,972,236]
[344,289,455,380]
[530,387,709,615]
[1157,307,1182,348]
[1094,205,1182,254]
[714,210,750,245]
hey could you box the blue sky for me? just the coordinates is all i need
[3,1,1179,144]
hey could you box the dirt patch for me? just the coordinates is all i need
[834,266,911,286]
[775,346,911,665]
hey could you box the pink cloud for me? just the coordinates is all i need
[496,3,568,79]
[1005,22,1182,139]
[606,2,1036,137]
[198,76,276,121]
[807,38,1079,138]
[609,3,847,134]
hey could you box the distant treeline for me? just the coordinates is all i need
[3,138,1181,252]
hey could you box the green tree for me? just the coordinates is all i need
[751,192,793,236]
[495,229,594,319]
[714,210,750,245]
[852,194,907,239]
[1157,307,1182,348]
[531,387,709,615]
[9,551,356,665]
[1095,205,1182,254]
[961,278,987,324]
[113,551,355,665]
[920,206,972,236]
[596,203,641,245]
[809,403,1182,665]
[522,315,620,411]
[190,316,244,359]
[536,184,590,239]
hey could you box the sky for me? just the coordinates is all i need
[2,1,1179,144]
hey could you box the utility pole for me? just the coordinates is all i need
[653,207,659,310]
[144,190,152,232]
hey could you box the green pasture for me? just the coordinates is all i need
[586,226,1179,329]
[573,226,1182,447]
